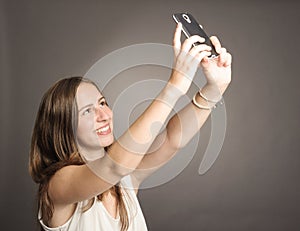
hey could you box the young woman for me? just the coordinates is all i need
[29,23,232,231]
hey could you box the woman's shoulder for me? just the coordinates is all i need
[51,164,83,178]
[47,165,80,200]
[46,165,91,219]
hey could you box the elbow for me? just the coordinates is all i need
[106,145,142,178]
[166,128,185,151]
[86,155,135,184]
[169,139,186,150]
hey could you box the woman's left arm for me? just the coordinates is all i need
[130,36,232,192]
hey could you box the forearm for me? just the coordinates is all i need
[130,33,232,186]
[107,83,182,174]
[167,83,228,149]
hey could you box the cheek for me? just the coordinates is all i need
[77,117,95,134]
[108,110,113,127]
[106,108,113,118]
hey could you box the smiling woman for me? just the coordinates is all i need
[28,22,232,231]
[76,82,114,156]
[29,77,144,231]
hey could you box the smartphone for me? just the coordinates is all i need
[173,13,218,58]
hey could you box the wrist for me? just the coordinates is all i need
[201,83,228,102]
[168,69,193,96]
[192,92,213,110]
[158,82,182,108]
[192,85,226,110]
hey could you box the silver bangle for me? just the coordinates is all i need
[192,92,212,110]
[199,89,221,104]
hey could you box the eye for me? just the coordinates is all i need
[99,99,107,107]
[82,107,92,116]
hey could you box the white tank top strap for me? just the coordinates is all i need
[38,200,84,231]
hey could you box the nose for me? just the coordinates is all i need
[95,106,111,122]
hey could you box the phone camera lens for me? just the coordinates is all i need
[182,14,191,23]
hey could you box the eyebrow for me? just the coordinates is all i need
[78,96,106,112]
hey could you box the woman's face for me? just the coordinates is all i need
[76,82,114,154]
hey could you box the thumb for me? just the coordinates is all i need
[201,56,210,68]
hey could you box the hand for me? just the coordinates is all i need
[200,36,232,89]
[169,23,212,95]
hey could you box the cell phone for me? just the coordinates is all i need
[173,13,218,58]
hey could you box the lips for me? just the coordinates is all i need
[96,124,111,135]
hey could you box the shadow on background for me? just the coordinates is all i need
[1,0,300,230]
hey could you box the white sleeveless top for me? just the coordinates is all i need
[39,175,148,231]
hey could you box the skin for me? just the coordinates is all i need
[76,83,114,161]
[47,22,232,227]
[131,23,231,187]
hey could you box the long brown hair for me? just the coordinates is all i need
[29,76,130,231]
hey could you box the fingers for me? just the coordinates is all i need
[218,47,227,66]
[181,35,205,53]
[173,23,182,57]
[224,52,232,67]
[189,44,211,56]
[173,28,211,67]
[195,51,212,63]
[210,35,221,53]
[189,44,211,63]
[177,41,211,66]
[210,35,232,67]
[178,35,209,63]
[217,47,232,67]
[173,21,207,56]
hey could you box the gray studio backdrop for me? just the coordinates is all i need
[1,0,300,230]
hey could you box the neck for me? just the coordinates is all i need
[78,146,105,163]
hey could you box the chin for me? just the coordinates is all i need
[100,136,114,148]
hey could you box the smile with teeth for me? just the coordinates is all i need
[96,125,111,135]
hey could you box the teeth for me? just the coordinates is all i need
[97,125,109,133]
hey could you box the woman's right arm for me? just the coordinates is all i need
[49,23,212,205]
[105,24,212,176]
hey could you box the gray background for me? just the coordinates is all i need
[1,0,300,230]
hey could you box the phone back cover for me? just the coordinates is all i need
[173,13,210,40]
[173,13,218,57]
